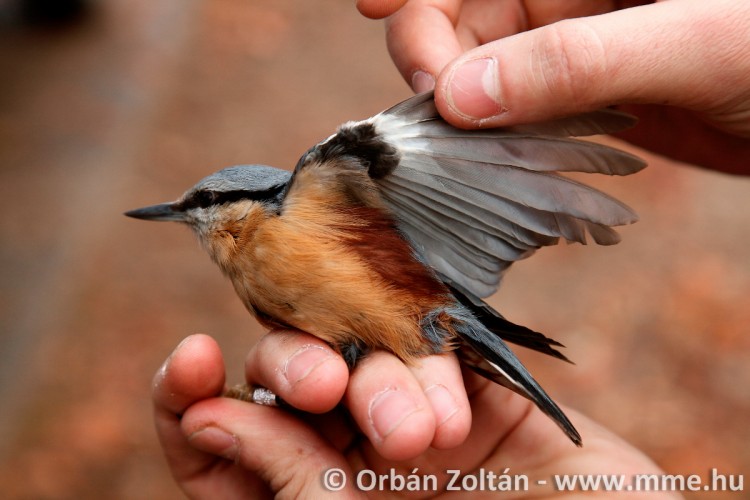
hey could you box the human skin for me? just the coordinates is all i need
[358,0,750,174]
[154,333,675,498]
[152,2,750,496]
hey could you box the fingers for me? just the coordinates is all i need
[156,335,359,497]
[244,329,349,414]
[153,334,271,497]
[345,351,471,460]
[356,0,408,19]
[153,334,226,415]
[346,352,435,461]
[153,334,226,476]
[182,398,358,498]
[384,0,464,92]
[407,353,472,449]
[376,0,611,94]
[434,0,750,130]
[246,329,472,460]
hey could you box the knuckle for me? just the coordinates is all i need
[533,20,609,103]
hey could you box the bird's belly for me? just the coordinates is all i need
[232,231,442,362]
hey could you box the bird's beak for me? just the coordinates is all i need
[124,202,186,222]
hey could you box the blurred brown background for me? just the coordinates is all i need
[1,0,748,498]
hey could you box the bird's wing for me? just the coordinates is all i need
[309,92,646,298]
[373,92,645,297]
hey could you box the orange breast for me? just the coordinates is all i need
[227,162,454,362]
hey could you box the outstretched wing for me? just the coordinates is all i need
[309,92,646,298]
[366,92,645,298]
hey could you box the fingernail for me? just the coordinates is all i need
[411,70,435,93]
[369,388,418,440]
[447,57,503,120]
[283,344,332,387]
[425,384,459,426]
[188,426,239,461]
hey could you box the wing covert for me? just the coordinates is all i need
[330,92,646,298]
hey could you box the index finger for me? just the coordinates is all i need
[384,0,465,91]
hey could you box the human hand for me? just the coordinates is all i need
[154,332,671,498]
[357,0,750,174]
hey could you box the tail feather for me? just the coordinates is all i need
[442,274,572,363]
[451,311,582,446]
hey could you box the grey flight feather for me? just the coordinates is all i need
[360,91,645,298]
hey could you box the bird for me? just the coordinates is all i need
[126,91,646,446]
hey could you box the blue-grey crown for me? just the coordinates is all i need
[193,165,291,193]
[174,165,292,211]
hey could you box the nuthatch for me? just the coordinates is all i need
[126,92,645,446]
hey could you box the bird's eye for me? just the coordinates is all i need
[194,190,218,208]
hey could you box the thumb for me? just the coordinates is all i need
[182,398,361,497]
[435,0,750,132]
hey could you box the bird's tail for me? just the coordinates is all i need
[446,306,582,446]
[444,278,572,363]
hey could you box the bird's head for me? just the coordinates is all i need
[125,165,291,269]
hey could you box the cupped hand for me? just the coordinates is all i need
[154,333,669,498]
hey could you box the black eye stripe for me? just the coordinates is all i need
[178,185,286,211]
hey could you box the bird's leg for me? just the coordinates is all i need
[223,337,369,407]
[337,338,370,369]
[223,384,283,406]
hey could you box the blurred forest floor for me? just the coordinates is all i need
[0,0,748,498]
